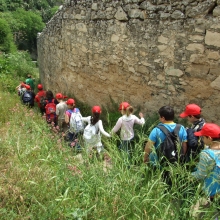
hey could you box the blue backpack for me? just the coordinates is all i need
[203,149,220,196]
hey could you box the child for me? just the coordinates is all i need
[179,104,205,161]
[55,93,67,132]
[112,102,145,160]
[65,98,83,146]
[16,82,26,97]
[82,106,111,154]
[192,123,220,201]
[35,84,46,115]
[44,90,57,124]
[21,85,35,107]
[25,74,35,91]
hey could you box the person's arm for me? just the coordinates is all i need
[98,120,111,137]
[182,142,187,155]
[134,113,145,125]
[81,116,91,123]
[144,140,155,163]
[111,117,122,134]
[191,152,214,179]
[65,111,70,124]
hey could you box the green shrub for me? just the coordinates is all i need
[0,51,38,92]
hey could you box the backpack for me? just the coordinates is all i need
[203,149,220,196]
[69,108,84,133]
[38,92,46,108]
[22,91,32,103]
[83,121,100,145]
[45,99,56,120]
[186,122,205,159]
[156,124,182,164]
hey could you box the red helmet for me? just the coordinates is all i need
[56,93,63,99]
[25,85,31,90]
[119,102,130,111]
[66,98,75,105]
[92,106,101,113]
[37,84,43,90]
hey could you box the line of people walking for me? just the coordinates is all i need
[16,80,220,209]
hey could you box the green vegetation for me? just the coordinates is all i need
[0,89,219,219]
[0,52,38,92]
[0,0,61,55]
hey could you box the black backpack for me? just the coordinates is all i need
[156,124,182,165]
[186,128,204,159]
[22,91,32,103]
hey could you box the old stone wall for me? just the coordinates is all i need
[37,0,220,123]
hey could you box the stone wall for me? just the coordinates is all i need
[37,0,220,123]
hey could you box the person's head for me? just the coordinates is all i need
[46,90,54,100]
[66,98,75,109]
[37,84,43,90]
[27,74,31,78]
[179,104,201,123]
[119,102,133,116]
[158,106,174,122]
[55,93,64,102]
[194,123,220,145]
[25,85,31,90]
[21,82,26,88]
[91,106,101,125]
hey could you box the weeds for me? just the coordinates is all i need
[0,91,219,219]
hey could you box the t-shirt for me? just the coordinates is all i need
[56,101,67,120]
[35,90,46,108]
[148,122,187,165]
[25,78,34,90]
[112,114,145,140]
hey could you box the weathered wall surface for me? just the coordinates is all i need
[37,0,220,122]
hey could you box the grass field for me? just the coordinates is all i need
[0,91,219,220]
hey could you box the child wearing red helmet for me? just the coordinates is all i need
[112,102,145,162]
[65,98,83,149]
[55,93,67,132]
[179,104,206,162]
[82,106,111,154]
[192,123,220,200]
[35,84,46,115]
[21,84,35,107]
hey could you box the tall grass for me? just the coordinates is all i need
[0,91,219,220]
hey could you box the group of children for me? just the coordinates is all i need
[16,81,220,205]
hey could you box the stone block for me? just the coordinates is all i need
[207,51,220,60]
[186,43,204,53]
[185,64,209,78]
[213,6,220,17]
[158,35,169,44]
[128,9,144,19]
[92,3,98,11]
[76,23,87,32]
[189,35,204,42]
[111,34,119,42]
[114,6,128,21]
[136,65,149,74]
[205,31,220,48]
[165,68,184,77]
[211,76,220,90]
[190,54,206,64]
[171,10,185,19]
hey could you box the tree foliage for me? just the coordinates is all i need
[0,18,16,53]
[0,0,62,54]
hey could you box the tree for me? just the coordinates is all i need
[12,8,45,52]
[0,18,16,53]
